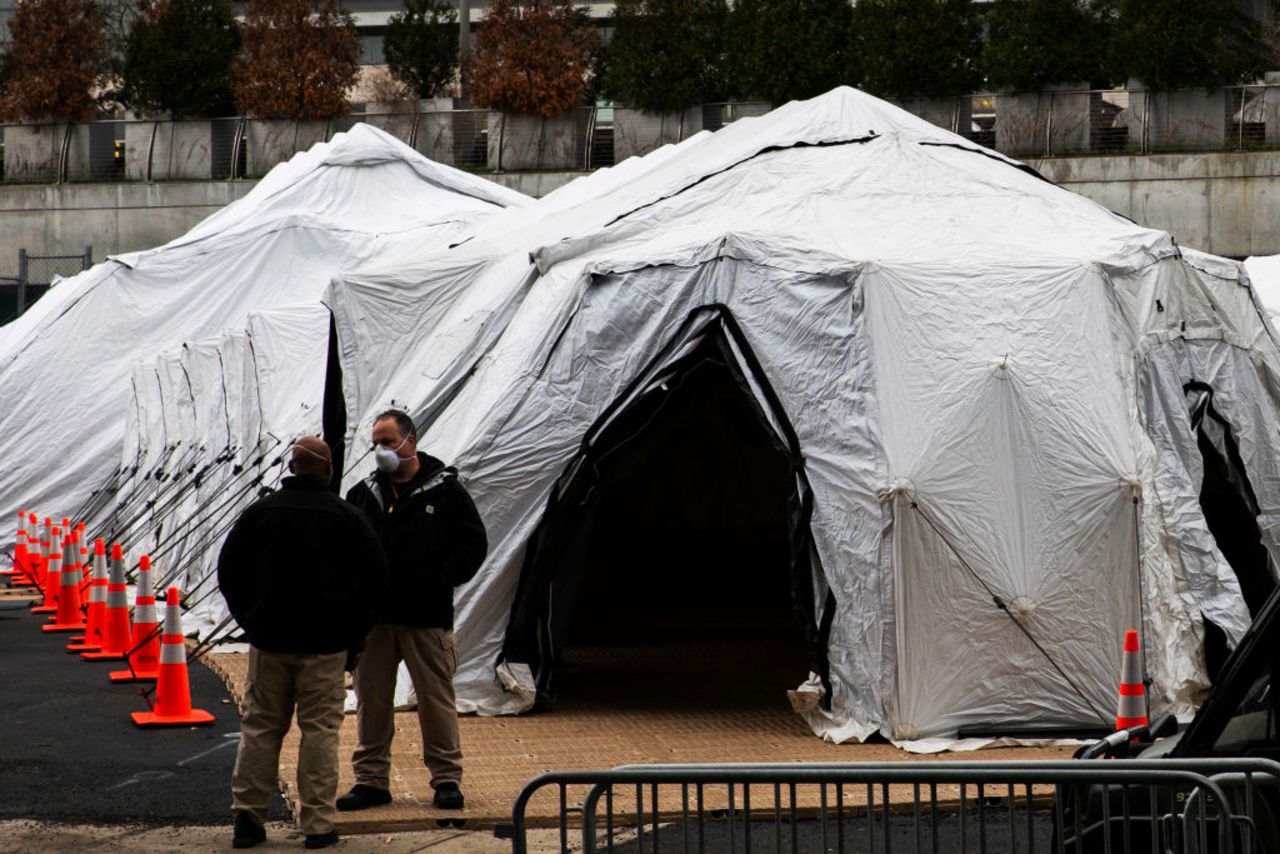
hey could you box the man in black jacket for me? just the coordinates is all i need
[218,437,387,850]
[337,409,487,812]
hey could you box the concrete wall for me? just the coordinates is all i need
[0,182,257,268]
[4,151,1280,271]
[1025,151,1280,258]
[0,173,583,271]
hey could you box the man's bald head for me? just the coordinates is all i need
[290,436,333,481]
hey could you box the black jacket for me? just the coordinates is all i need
[345,452,487,629]
[217,476,388,654]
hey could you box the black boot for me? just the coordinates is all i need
[232,811,266,848]
[335,783,392,811]
[432,781,465,810]
[305,831,340,849]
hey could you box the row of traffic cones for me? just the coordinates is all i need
[9,502,1151,733]
[6,508,214,727]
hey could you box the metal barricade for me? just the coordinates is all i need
[503,759,1280,853]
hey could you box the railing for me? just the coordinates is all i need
[1,85,1277,184]
[948,85,1280,158]
[500,759,1280,853]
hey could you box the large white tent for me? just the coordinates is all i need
[327,87,1277,744]
[0,124,526,535]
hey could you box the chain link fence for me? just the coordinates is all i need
[0,246,92,324]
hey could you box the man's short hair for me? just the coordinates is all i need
[374,408,415,440]
[290,436,333,479]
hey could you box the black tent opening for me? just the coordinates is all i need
[321,312,347,494]
[503,310,829,714]
[1186,380,1277,681]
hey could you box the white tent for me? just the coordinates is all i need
[1244,255,1280,321]
[328,130,712,479]
[330,87,1277,744]
[0,124,527,534]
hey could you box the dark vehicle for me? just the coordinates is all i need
[1057,588,1280,852]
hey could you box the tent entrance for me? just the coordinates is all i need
[1186,381,1277,679]
[503,309,827,712]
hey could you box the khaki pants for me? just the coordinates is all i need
[352,624,462,790]
[231,647,346,835]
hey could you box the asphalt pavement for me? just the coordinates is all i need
[0,597,287,825]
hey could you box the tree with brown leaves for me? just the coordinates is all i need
[467,0,599,117]
[0,0,109,122]
[230,0,361,120]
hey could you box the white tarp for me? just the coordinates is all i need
[0,123,526,528]
[328,131,710,484]
[1244,254,1280,319]
[329,87,1273,744]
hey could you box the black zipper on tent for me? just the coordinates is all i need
[908,499,1112,727]
[916,141,1056,185]
[600,136,881,231]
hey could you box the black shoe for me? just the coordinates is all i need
[335,783,392,811]
[304,831,340,849]
[232,811,266,848]
[432,781,465,810]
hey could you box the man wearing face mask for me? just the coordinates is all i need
[218,436,387,850]
[337,409,487,813]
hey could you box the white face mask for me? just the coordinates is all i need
[374,436,410,474]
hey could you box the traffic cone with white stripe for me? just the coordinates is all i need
[38,517,53,588]
[1115,629,1148,731]
[67,539,108,652]
[43,531,85,633]
[81,545,131,661]
[110,554,160,682]
[131,587,214,727]
[2,509,27,582]
[30,527,62,615]
[76,528,89,585]
[15,513,43,589]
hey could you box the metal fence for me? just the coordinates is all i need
[1,86,1277,184]
[501,759,1280,853]
[0,246,92,323]
[948,85,1280,158]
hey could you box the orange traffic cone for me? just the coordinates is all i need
[76,530,89,586]
[110,554,161,682]
[13,512,43,589]
[38,517,53,587]
[1,509,25,582]
[12,510,38,586]
[67,539,108,652]
[43,532,85,633]
[131,588,214,727]
[1115,629,1148,730]
[30,527,62,615]
[44,530,79,621]
[81,545,132,661]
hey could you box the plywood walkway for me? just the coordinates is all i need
[202,639,1076,835]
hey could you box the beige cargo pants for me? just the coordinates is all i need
[351,624,462,791]
[231,647,346,835]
